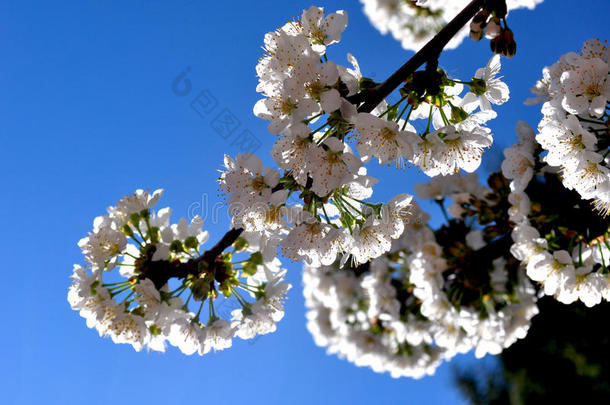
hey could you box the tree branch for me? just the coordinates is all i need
[195,227,243,266]
[141,228,244,289]
[349,0,484,113]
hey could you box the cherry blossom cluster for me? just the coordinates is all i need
[303,203,445,379]
[240,6,418,267]
[220,6,512,272]
[219,152,415,268]
[69,189,290,354]
[304,176,538,378]
[359,0,543,52]
[504,121,610,307]
[526,38,610,215]
[356,53,508,176]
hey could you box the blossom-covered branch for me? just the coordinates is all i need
[65,4,610,384]
[148,0,492,288]
[178,0,497,280]
[349,0,484,111]
[69,3,514,358]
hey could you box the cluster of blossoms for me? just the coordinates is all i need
[71,4,517,360]
[69,4,610,381]
[503,121,610,307]
[224,6,512,273]
[359,0,543,52]
[69,189,290,354]
[358,53,509,177]
[526,39,610,214]
[245,6,419,267]
[304,169,539,378]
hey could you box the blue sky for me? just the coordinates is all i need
[3,1,609,404]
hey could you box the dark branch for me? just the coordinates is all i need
[348,0,484,113]
[195,227,243,266]
[142,228,244,289]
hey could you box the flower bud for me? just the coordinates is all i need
[450,105,469,123]
[469,78,487,96]
[243,261,258,276]
[121,224,134,237]
[148,226,160,243]
[90,280,100,296]
[470,10,490,32]
[470,29,484,42]
[407,94,420,107]
[503,28,516,58]
[485,18,501,39]
[219,280,233,298]
[191,273,214,301]
[148,324,162,336]
[184,236,198,250]
[129,212,141,226]
[232,237,249,252]
[249,251,263,266]
[170,240,184,253]
[358,77,377,91]
[490,28,516,58]
[490,0,508,18]
[490,35,503,55]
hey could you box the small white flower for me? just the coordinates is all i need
[350,216,394,264]
[467,55,510,111]
[354,113,414,167]
[560,56,610,118]
[282,211,339,266]
[299,6,348,54]
[109,189,164,224]
[306,137,362,197]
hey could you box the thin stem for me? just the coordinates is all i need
[110,285,133,297]
[396,102,410,122]
[232,287,252,309]
[103,281,130,287]
[121,290,135,304]
[379,96,407,118]
[310,121,330,136]
[128,237,144,249]
[322,203,332,224]
[304,112,323,123]
[599,243,607,271]
[345,195,380,209]
[449,79,473,85]
[333,197,354,233]
[207,298,217,324]
[424,104,434,134]
[401,106,414,131]
[435,199,450,222]
[237,284,259,294]
[339,196,365,217]
[578,116,605,125]
[183,291,193,309]
[439,106,451,126]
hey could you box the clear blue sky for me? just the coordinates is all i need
[3,1,609,404]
